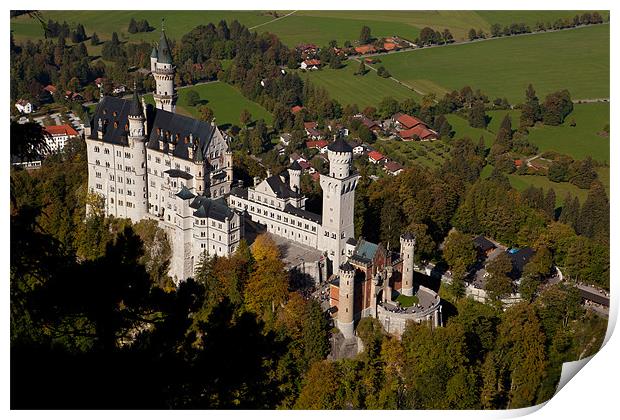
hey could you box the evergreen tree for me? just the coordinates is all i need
[495,114,513,147]
[359,26,372,44]
[128,18,138,34]
[544,188,556,220]
[356,60,366,75]
[520,84,541,127]
[575,182,609,240]
[541,90,573,126]
[435,114,453,140]
[468,101,487,128]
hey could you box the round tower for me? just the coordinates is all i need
[150,45,158,73]
[152,22,177,112]
[326,136,353,179]
[127,85,148,221]
[288,160,302,193]
[338,262,356,339]
[400,232,416,296]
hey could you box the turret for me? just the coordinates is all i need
[225,150,233,182]
[288,160,302,194]
[150,45,158,72]
[326,136,353,179]
[126,84,148,221]
[152,19,177,112]
[338,262,355,339]
[400,232,416,296]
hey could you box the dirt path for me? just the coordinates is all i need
[249,11,297,30]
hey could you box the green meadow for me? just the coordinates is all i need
[299,61,421,109]
[144,82,272,127]
[378,24,609,103]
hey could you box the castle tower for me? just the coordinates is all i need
[319,137,359,271]
[338,262,355,339]
[288,160,302,194]
[152,21,177,112]
[225,149,233,183]
[126,85,148,221]
[400,232,416,296]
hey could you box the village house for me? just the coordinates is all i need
[43,85,57,95]
[354,114,382,132]
[306,139,329,154]
[473,235,497,258]
[43,124,80,153]
[300,59,321,70]
[391,113,437,141]
[368,150,386,164]
[291,105,304,114]
[296,43,319,58]
[384,160,404,176]
[355,44,377,55]
[304,122,323,140]
[15,99,34,114]
[279,133,292,146]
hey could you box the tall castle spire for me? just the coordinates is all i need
[152,18,177,113]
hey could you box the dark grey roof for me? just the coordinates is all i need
[230,186,249,200]
[289,160,302,171]
[508,247,535,276]
[284,203,321,224]
[176,185,195,200]
[150,45,158,58]
[327,136,352,153]
[88,96,131,146]
[191,195,235,222]
[157,29,173,64]
[165,169,193,180]
[346,237,357,246]
[147,108,215,161]
[129,89,143,117]
[401,232,415,241]
[580,289,609,307]
[212,170,227,181]
[340,261,354,272]
[473,235,495,252]
[266,175,300,199]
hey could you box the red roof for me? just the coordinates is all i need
[384,42,397,51]
[396,114,424,129]
[44,124,79,137]
[303,59,321,66]
[368,150,385,162]
[355,45,377,54]
[304,121,318,130]
[384,161,404,173]
[298,160,312,170]
[306,140,328,149]
[514,159,523,167]
[43,85,57,94]
[291,105,304,114]
[399,125,436,140]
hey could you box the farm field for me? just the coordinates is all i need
[10,10,273,44]
[11,10,607,48]
[300,61,421,109]
[378,24,609,103]
[374,138,451,169]
[144,81,272,127]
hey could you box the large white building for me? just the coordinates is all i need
[85,26,241,283]
[84,24,439,339]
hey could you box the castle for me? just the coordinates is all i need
[85,25,441,339]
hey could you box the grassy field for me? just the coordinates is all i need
[10,11,273,44]
[300,61,421,109]
[374,138,452,169]
[481,164,609,205]
[12,10,607,48]
[144,82,272,127]
[378,24,609,103]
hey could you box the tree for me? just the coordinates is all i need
[295,361,341,409]
[90,32,100,45]
[468,101,487,128]
[443,230,477,275]
[490,23,502,37]
[128,18,138,34]
[356,60,367,76]
[485,253,513,301]
[541,90,573,125]
[185,89,200,107]
[520,84,541,127]
[558,192,580,227]
[434,114,453,140]
[442,29,454,44]
[495,114,513,147]
[359,25,372,44]
[198,105,214,122]
[377,66,391,78]
[568,157,597,189]
[380,197,403,249]
[378,97,399,119]
[239,109,252,127]
[543,188,556,220]
[575,182,609,240]
[468,28,478,41]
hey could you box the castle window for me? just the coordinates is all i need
[117,150,121,157]
[106,162,110,168]
[148,154,151,160]
[95,160,100,165]
[94,146,100,152]
[110,198,114,203]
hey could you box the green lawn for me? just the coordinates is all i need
[300,61,421,109]
[395,293,419,307]
[374,138,451,169]
[446,113,495,146]
[10,11,272,44]
[379,24,609,103]
[144,81,272,127]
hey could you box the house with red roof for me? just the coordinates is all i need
[43,124,80,153]
[384,160,404,176]
[355,44,377,55]
[368,150,386,164]
[306,139,329,153]
[291,105,304,114]
[399,125,437,141]
[300,59,321,70]
[43,85,57,95]
[394,113,424,130]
